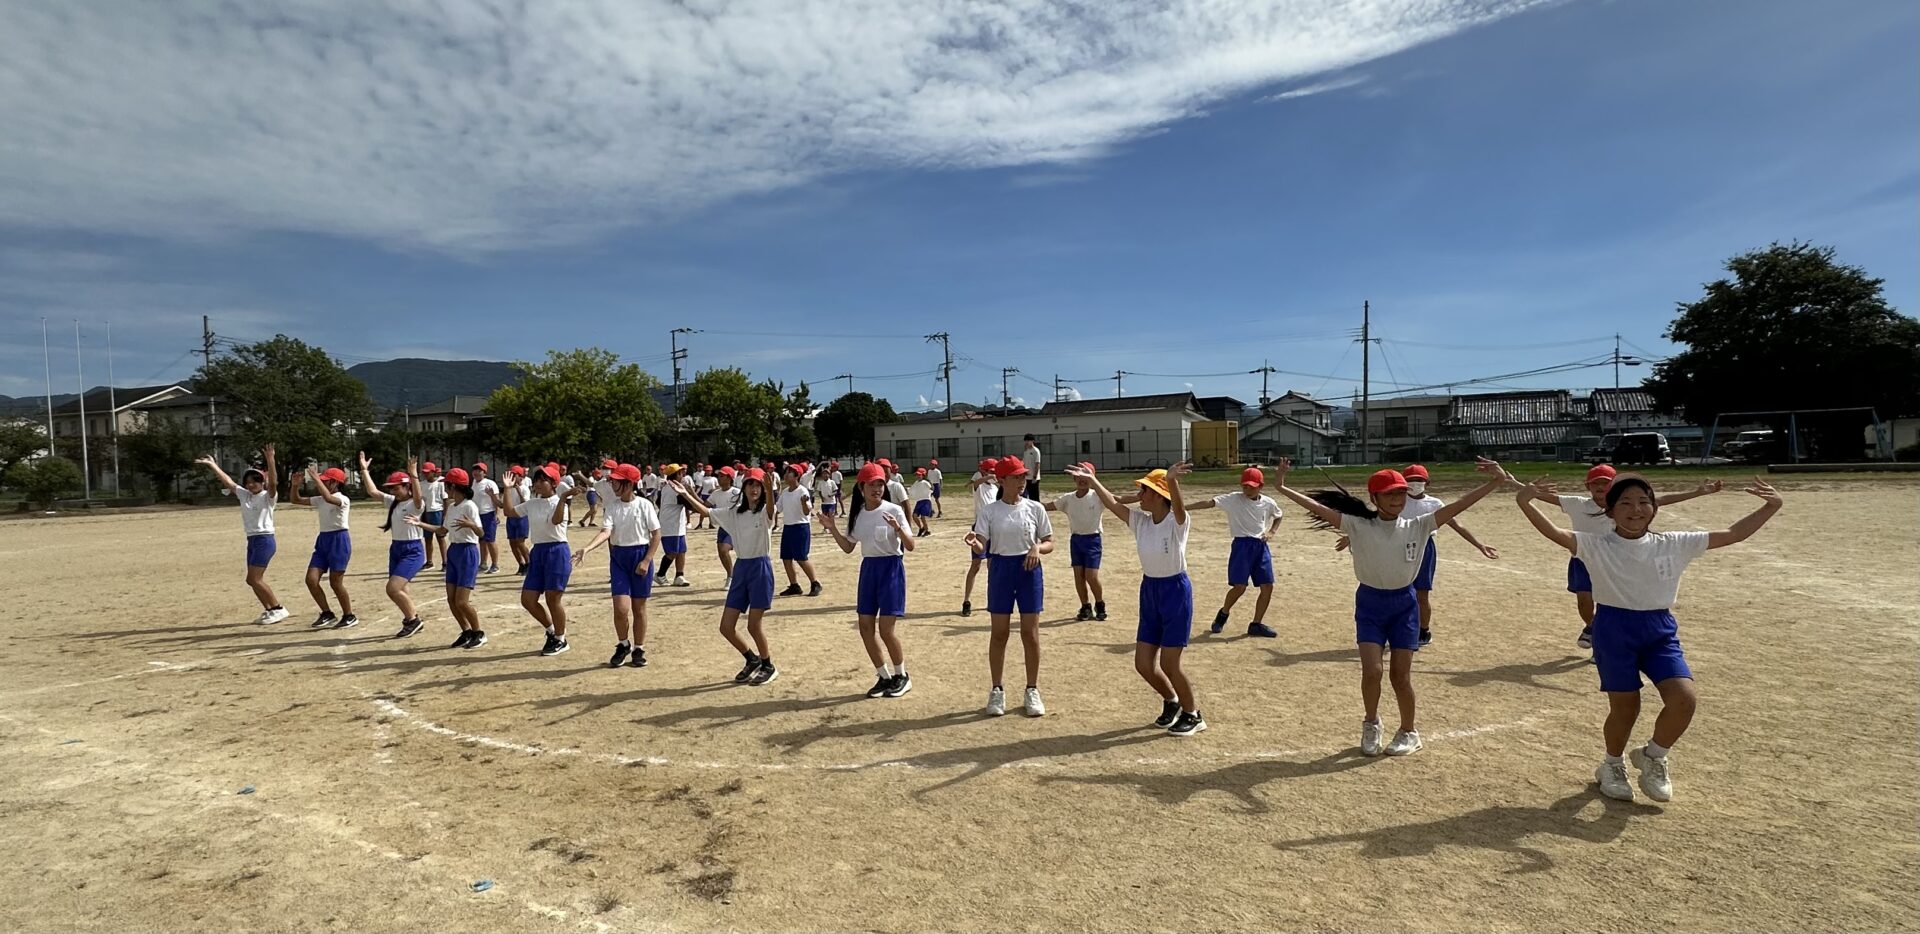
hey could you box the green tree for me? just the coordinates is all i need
[781,381,817,453]
[122,417,204,498]
[0,418,46,488]
[194,335,376,468]
[1645,243,1920,458]
[682,367,782,458]
[484,349,666,464]
[5,456,83,508]
[358,419,417,471]
[813,391,900,457]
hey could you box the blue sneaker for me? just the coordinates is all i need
[1247,622,1278,638]
[1210,610,1228,634]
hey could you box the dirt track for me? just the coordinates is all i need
[2,477,1915,932]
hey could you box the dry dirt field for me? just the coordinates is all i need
[2,475,1916,932]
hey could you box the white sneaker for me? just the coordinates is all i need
[986,686,1006,716]
[673,576,690,587]
[251,609,270,625]
[1360,720,1385,756]
[1630,746,1673,802]
[1024,686,1046,717]
[264,607,290,624]
[1384,729,1423,756]
[1596,759,1635,800]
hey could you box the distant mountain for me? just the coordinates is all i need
[0,392,77,418]
[347,359,521,412]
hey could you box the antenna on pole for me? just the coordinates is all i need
[1001,367,1018,408]
[1114,370,1124,398]
[924,333,953,418]
[195,315,221,461]
[75,320,91,500]
[1053,374,1064,403]
[1252,361,1276,406]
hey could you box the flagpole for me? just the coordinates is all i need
[41,318,55,458]
[106,321,120,495]
[76,320,91,500]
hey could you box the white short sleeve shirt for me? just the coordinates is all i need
[602,495,662,547]
[1573,529,1711,610]
[1558,495,1615,535]
[313,491,350,532]
[1212,493,1284,539]
[851,501,910,557]
[377,491,424,541]
[714,503,774,559]
[1128,507,1190,578]
[446,500,482,545]
[777,487,813,526]
[973,498,1053,556]
[1053,490,1106,536]
[524,495,569,545]
[239,488,275,535]
[1338,512,1440,589]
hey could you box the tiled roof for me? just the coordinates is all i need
[1447,390,1572,426]
[52,384,187,415]
[1040,393,1197,416]
[1589,388,1659,415]
[1467,424,1586,447]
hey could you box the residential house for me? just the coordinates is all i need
[1586,388,1704,454]
[1241,391,1345,464]
[395,395,490,434]
[1439,390,1589,461]
[1346,394,1453,460]
[50,384,192,441]
[874,393,1208,471]
[1194,396,1252,423]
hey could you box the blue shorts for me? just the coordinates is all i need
[421,509,445,529]
[445,542,480,589]
[822,503,837,516]
[1228,537,1275,587]
[932,482,942,499]
[717,528,732,547]
[587,491,600,506]
[857,555,907,617]
[1355,584,1420,651]
[1069,533,1102,569]
[1413,539,1437,591]
[308,530,351,573]
[1592,606,1691,692]
[780,524,811,561]
[913,500,933,518]
[726,556,775,611]
[480,511,499,542]
[388,539,426,580]
[506,516,530,540]
[1136,573,1193,647]
[245,533,276,568]
[609,544,654,599]
[523,542,572,592]
[1567,557,1593,593]
[661,535,687,555]
[987,554,1044,615]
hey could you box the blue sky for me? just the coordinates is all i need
[2,0,1914,413]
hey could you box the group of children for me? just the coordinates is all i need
[200,446,1782,802]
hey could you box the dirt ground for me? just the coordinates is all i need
[2,475,1916,932]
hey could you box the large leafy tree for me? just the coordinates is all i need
[681,367,782,459]
[780,381,817,453]
[1646,243,1920,455]
[5,456,82,508]
[814,391,900,457]
[484,349,665,464]
[0,418,45,488]
[122,416,205,497]
[194,335,376,468]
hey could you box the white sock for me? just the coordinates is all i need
[876,665,890,678]
[544,625,555,635]
[618,639,630,647]
[1645,740,1670,759]
[896,662,907,676]
[1603,753,1624,765]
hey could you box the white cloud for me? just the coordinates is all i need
[1257,73,1370,102]
[1058,386,1084,401]
[0,1,1541,254]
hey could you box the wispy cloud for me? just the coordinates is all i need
[1258,73,1370,102]
[0,2,1541,255]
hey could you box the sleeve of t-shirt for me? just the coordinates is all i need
[1413,512,1439,539]
[379,491,395,506]
[1267,499,1283,522]
[1673,530,1710,559]
[1127,507,1147,536]
[1212,493,1233,510]
[641,504,661,536]
[1032,501,1053,539]
[600,510,614,531]
[1557,495,1584,517]
[1571,530,1592,560]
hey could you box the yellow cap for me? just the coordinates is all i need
[1134,469,1171,500]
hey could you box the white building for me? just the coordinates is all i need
[874,393,1208,471]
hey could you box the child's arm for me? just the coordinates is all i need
[551,482,580,527]
[1514,477,1576,554]
[574,525,614,564]
[1655,478,1724,506]
[197,455,239,494]
[640,528,662,576]
[1430,457,1513,527]
[1064,464,1130,524]
[285,469,310,507]
[1445,518,1499,559]
[1707,478,1783,549]
[494,486,520,518]
[262,444,277,498]
[1266,459,1344,527]
[818,508,857,554]
[355,451,379,502]
[887,509,916,553]
[1185,496,1217,511]
[1166,461,1190,526]
[675,480,712,517]
[1263,512,1283,541]
[406,457,423,509]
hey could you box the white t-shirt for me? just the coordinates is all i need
[1338,512,1440,589]
[642,474,662,492]
[1128,507,1190,578]
[711,485,740,513]
[1574,529,1710,611]
[973,498,1053,557]
[909,479,933,504]
[511,477,531,506]
[313,490,350,532]
[851,501,910,557]
[524,495,569,545]
[601,495,662,548]
[714,502,774,559]
[1401,494,1445,539]
[886,479,909,505]
[473,477,500,514]
[1558,495,1615,535]
[422,479,447,512]
[800,466,817,488]
[446,500,482,546]
[592,477,616,503]
[831,470,844,488]
[928,467,944,486]
[1023,445,1041,475]
[698,475,720,496]
[973,480,999,511]
[812,476,838,506]
[239,488,275,536]
[1213,492,1284,539]
[654,485,690,537]
[1053,490,1105,536]
[777,487,813,526]
[377,491,424,541]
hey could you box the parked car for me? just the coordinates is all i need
[1612,432,1671,465]
[1725,429,1779,463]
[1582,434,1621,463]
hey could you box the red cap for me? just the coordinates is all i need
[445,467,471,486]
[1404,464,1430,481]
[718,466,735,477]
[508,464,525,476]
[784,463,802,475]
[533,462,562,483]
[602,458,618,469]
[1075,461,1096,475]
[471,462,488,472]
[744,467,767,484]
[993,458,1029,480]
[319,467,348,485]
[1240,467,1264,487]
[977,458,995,472]
[1586,464,1617,483]
[915,467,927,476]
[383,470,411,487]
[877,458,893,469]
[856,463,886,485]
[930,459,939,466]
[612,463,642,483]
[591,468,603,479]
[1367,469,1409,495]
[421,462,440,474]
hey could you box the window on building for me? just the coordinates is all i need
[894,441,916,462]
[1385,416,1409,437]
[1080,439,1091,454]
[1114,438,1126,453]
[936,439,958,461]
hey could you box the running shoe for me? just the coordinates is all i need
[985,686,1006,716]
[1418,628,1433,647]
[466,630,487,649]
[747,661,778,686]
[1076,605,1093,621]
[1153,698,1181,728]
[808,581,822,597]
[1169,711,1208,737]
[1596,759,1634,801]
[395,618,424,639]
[865,675,891,698]
[1211,609,1228,634]
[310,611,338,629]
[1577,625,1594,650]
[1094,602,1107,621]
[627,646,647,668]
[884,674,912,697]
[542,636,570,657]
[609,643,631,668]
[734,654,762,683]
[1385,729,1423,756]
[263,607,289,624]
[1360,720,1384,756]
[333,614,360,630]
[1024,686,1046,717]
[672,576,690,588]
[1629,746,1673,802]
[779,584,804,597]
[959,600,972,618]
[450,630,474,649]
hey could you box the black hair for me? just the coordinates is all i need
[1024,434,1036,441]
[845,485,867,535]
[379,484,406,532]
[1602,475,1657,517]
[242,468,266,485]
[447,482,474,502]
[737,478,762,513]
[1305,489,1376,531]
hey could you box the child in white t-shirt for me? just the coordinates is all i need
[908,469,935,537]
[960,458,999,617]
[196,444,287,624]
[1044,463,1111,621]
[1517,472,1781,803]
[1186,466,1285,638]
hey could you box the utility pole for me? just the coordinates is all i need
[670,328,699,403]
[75,320,90,499]
[1001,367,1017,408]
[41,318,55,464]
[196,315,220,461]
[1252,360,1276,407]
[1113,370,1124,398]
[105,320,119,495]
[1353,301,1380,464]
[924,332,953,418]
[1053,374,1065,404]
[833,373,854,396]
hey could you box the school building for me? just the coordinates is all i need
[873,393,1221,471]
